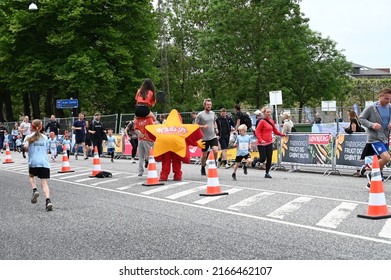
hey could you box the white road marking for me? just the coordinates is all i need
[52,172,91,179]
[316,202,358,229]
[91,179,119,186]
[194,188,243,205]
[228,191,275,211]
[117,183,143,190]
[267,196,313,219]
[379,219,391,239]
[166,185,207,200]
[141,181,190,195]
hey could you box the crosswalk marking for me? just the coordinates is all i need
[91,179,119,186]
[379,219,391,239]
[51,171,90,178]
[117,183,143,190]
[316,202,358,229]
[166,185,207,200]
[141,181,190,195]
[267,196,313,219]
[75,177,97,182]
[228,191,275,211]
[193,188,242,205]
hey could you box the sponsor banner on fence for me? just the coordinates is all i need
[281,133,333,165]
[335,133,366,167]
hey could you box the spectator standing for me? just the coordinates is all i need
[89,113,106,157]
[195,98,219,176]
[44,115,61,137]
[11,122,20,151]
[216,108,235,167]
[71,113,87,160]
[19,116,31,158]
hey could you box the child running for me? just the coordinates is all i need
[47,131,58,162]
[62,132,71,159]
[106,129,119,162]
[232,124,252,181]
[24,119,53,211]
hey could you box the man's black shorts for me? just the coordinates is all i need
[201,138,219,152]
[75,134,86,144]
[29,167,50,179]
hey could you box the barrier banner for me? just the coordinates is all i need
[335,133,366,167]
[281,133,333,165]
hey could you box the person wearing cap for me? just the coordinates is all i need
[254,109,263,128]
[216,108,235,167]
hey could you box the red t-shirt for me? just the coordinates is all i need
[134,117,154,141]
[255,118,284,145]
[135,90,156,107]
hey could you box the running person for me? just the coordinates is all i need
[71,113,87,160]
[24,119,53,211]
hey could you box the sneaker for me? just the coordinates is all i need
[144,160,148,168]
[243,164,248,175]
[111,158,114,163]
[265,173,272,179]
[232,173,237,181]
[201,165,206,176]
[84,156,88,160]
[46,202,53,211]
[138,173,143,177]
[31,191,39,204]
[366,183,371,190]
[23,153,26,158]
[75,154,78,160]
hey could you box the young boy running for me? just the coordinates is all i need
[232,124,252,181]
[106,129,119,162]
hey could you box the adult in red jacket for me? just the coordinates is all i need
[255,107,285,178]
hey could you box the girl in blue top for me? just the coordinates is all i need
[62,134,71,159]
[232,124,252,181]
[24,119,53,211]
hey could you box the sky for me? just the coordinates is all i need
[300,0,391,69]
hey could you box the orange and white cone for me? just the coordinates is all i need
[199,151,228,196]
[3,143,14,164]
[142,148,164,187]
[58,144,74,173]
[358,156,391,220]
[89,146,102,177]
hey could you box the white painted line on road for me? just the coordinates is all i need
[117,182,143,190]
[4,165,27,171]
[228,191,275,211]
[166,185,207,200]
[379,219,391,239]
[141,181,190,195]
[75,177,97,182]
[267,196,313,219]
[52,172,91,179]
[194,188,243,205]
[123,174,142,178]
[91,179,119,186]
[316,202,358,229]
[47,177,391,246]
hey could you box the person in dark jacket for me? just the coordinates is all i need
[216,108,235,167]
[44,115,61,137]
[88,113,106,157]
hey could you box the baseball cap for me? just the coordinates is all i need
[254,110,261,115]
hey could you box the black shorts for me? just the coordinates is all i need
[135,105,150,118]
[75,134,86,144]
[235,154,251,162]
[219,135,230,150]
[29,167,50,179]
[201,138,219,152]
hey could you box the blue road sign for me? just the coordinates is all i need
[56,99,79,109]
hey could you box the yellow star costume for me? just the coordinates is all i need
[145,109,203,159]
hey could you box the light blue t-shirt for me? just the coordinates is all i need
[235,134,251,156]
[24,133,50,168]
[107,136,116,149]
[62,139,71,150]
[47,138,58,150]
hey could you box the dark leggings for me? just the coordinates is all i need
[130,138,138,159]
[258,144,273,174]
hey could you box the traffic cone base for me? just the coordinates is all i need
[90,146,102,177]
[58,144,75,173]
[142,148,164,187]
[199,151,228,196]
[358,156,391,220]
[3,143,14,164]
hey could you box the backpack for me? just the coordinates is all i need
[95,171,113,178]
[241,113,253,131]
[291,126,297,132]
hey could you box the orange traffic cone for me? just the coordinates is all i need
[89,146,102,177]
[358,156,391,220]
[199,151,228,196]
[58,145,74,173]
[3,143,14,164]
[142,148,164,187]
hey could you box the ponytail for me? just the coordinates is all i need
[27,119,43,144]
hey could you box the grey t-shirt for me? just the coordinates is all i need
[196,110,216,141]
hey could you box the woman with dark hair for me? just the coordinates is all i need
[135,78,157,121]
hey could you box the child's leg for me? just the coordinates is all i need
[41,179,50,199]
[233,162,238,173]
[67,150,70,158]
[29,175,37,190]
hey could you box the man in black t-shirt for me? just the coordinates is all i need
[45,115,61,136]
[216,108,235,167]
[89,113,106,157]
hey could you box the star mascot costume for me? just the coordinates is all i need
[145,109,204,181]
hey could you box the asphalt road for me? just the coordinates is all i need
[1,151,391,260]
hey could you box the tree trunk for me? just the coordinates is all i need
[3,89,14,121]
[45,89,54,117]
[23,93,30,118]
[30,92,40,119]
[0,88,4,122]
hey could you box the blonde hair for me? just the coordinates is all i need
[27,119,43,144]
[261,106,271,114]
[281,112,290,121]
[238,124,247,132]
